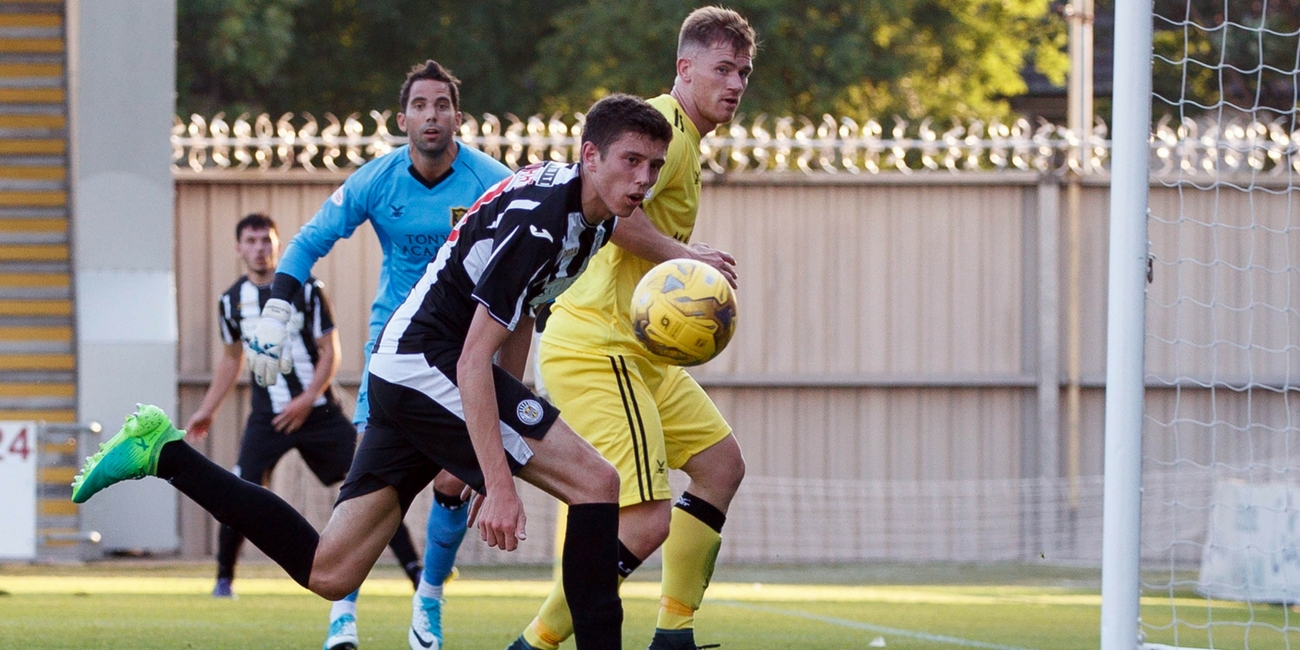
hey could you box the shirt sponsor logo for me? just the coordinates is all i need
[517,399,544,426]
[529,225,554,242]
[400,233,449,258]
[538,164,560,187]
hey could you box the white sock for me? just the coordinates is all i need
[416,576,444,600]
[329,598,357,622]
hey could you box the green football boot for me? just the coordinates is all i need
[70,404,185,504]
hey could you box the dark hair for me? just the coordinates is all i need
[235,213,277,241]
[678,6,757,58]
[581,94,673,156]
[398,60,461,112]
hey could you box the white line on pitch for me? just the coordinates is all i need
[714,601,1040,650]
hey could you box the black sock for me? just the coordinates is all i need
[433,489,466,509]
[157,441,319,588]
[675,491,726,533]
[387,520,422,588]
[617,540,642,579]
[215,524,244,581]
[562,503,622,650]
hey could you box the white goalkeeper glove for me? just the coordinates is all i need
[244,298,294,387]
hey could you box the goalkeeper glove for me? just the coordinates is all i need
[244,298,294,387]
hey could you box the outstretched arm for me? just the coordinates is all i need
[610,205,738,287]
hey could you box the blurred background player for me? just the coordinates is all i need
[185,213,360,600]
[509,7,755,650]
[251,60,511,650]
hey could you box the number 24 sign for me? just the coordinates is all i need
[0,424,32,461]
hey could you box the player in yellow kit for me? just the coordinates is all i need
[509,7,756,650]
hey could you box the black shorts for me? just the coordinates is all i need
[236,401,357,487]
[337,350,560,514]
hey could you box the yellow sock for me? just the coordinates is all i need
[522,580,570,650]
[523,573,630,649]
[657,506,722,630]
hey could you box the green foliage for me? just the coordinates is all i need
[177,0,304,117]
[176,0,1068,123]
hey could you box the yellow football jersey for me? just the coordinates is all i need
[542,94,702,354]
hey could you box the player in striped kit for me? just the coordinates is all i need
[185,213,358,601]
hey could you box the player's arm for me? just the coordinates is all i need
[458,304,527,551]
[271,328,340,434]
[611,204,738,288]
[496,314,535,381]
[184,341,244,441]
[248,179,370,386]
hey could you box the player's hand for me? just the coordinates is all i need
[689,242,738,288]
[244,298,294,387]
[463,487,484,529]
[272,393,313,434]
[184,410,213,441]
[475,487,527,551]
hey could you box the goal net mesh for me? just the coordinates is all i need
[1141,0,1300,646]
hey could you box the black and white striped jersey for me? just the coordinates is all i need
[218,276,337,414]
[374,161,615,363]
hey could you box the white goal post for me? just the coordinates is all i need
[1100,0,1153,648]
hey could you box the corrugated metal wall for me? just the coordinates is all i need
[172,171,1300,566]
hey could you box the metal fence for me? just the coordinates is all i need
[173,111,1300,176]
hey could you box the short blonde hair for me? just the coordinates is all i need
[678,6,756,58]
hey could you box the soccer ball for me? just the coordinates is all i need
[630,259,737,366]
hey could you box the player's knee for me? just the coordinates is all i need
[723,451,746,492]
[432,470,467,497]
[309,568,362,601]
[696,444,745,495]
[579,455,620,503]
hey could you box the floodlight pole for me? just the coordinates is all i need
[1100,0,1153,648]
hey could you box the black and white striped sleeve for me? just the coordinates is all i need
[303,279,336,340]
[217,291,239,345]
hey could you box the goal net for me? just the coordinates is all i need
[1115,0,1300,647]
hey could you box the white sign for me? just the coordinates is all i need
[1198,480,1300,603]
[0,421,37,560]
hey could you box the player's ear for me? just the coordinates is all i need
[580,140,600,169]
[452,110,463,131]
[395,110,408,134]
[677,55,691,83]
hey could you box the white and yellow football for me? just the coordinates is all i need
[630,259,737,366]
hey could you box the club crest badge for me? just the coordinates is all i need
[517,399,543,426]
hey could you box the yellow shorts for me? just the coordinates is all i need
[538,340,731,507]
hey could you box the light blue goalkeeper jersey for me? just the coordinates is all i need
[278,143,512,340]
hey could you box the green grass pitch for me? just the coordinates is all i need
[0,562,1295,649]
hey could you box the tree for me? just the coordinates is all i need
[177,0,1069,123]
[177,0,303,118]
[531,0,1068,122]
[178,0,581,119]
